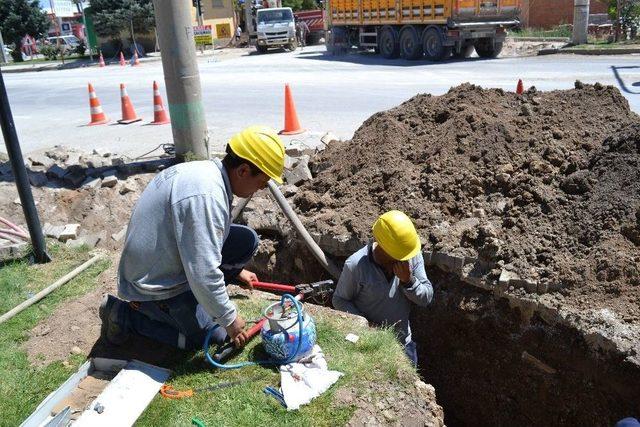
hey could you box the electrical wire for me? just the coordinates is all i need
[203,293,304,370]
[130,143,175,161]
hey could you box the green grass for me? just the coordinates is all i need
[0,246,414,426]
[566,39,640,49]
[1,55,91,66]
[512,26,572,39]
[0,244,110,426]
[137,298,413,426]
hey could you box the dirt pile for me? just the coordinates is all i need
[295,83,640,317]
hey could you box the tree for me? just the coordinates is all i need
[0,0,49,62]
[282,0,304,11]
[90,0,155,43]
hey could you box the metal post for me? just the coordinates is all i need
[78,0,93,60]
[152,0,209,160]
[0,69,50,263]
[571,0,590,45]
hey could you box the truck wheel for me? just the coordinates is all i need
[454,42,475,59]
[474,38,503,58]
[256,45,268,54]
[422,27,451,61]
[287,41,298,51]
[378,26,400,59]
[327,28,346,55]
[400,26,422,60]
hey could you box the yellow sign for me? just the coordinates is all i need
[216,23,231,38]
[193,25,213,45]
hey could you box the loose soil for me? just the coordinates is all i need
[295,82,640,322]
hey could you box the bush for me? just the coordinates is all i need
[40,44,68,60]
[39,44,59,60]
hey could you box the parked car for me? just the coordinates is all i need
[46,35,81,50]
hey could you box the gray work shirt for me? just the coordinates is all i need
[117,158,237,327]
[332,244,433,344]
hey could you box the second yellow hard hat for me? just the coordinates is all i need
[372,210,421,261]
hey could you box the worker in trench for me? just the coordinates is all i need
[332,210,434,366]
[99,126,285,351]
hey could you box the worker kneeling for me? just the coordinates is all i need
[99,126,285,351]
[332,210,433,366]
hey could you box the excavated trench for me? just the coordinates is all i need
[247,236,640,426]
[243,82,640,425]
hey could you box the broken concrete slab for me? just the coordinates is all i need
[111,227,127,242]
[310,232,364,257]
[285,145,316,157]
[46,164,67,180]
[101,175,118,188]
[43,223,65,240]
[320,132,339,145]
[58,224,80,242]
[81,177,101,190]
[119,180,138,195]
[45,147,69,162]
[0,241,29,262]
[63,170,86,187]
[28,172,48,187]
[66,233,101,249]
[284,155,313,186]
[28,154,55,169]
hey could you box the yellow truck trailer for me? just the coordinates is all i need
[325,0,520,60]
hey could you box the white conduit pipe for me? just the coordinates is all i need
[0,254,103,325]
[268,180,341,280]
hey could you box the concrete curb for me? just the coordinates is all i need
[538,47,640,56]
[508,36,570,42]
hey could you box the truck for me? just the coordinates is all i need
[255,7,298,53]
[325,0,520,60]
[294,9,325,45]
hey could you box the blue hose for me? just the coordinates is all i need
[204,294,304,370]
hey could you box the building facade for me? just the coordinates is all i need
[519,0,609,28]
[193,0,236,40]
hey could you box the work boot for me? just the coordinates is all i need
[99,294,130,345]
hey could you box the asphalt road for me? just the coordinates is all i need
[3,45,640,157]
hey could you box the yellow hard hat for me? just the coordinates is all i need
[372,210,421,261]
[228,125,285,184]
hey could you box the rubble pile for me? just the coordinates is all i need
[0,146,170,252]
[295,83,640,319]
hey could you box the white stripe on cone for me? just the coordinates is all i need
[154,105,164,112]
[154,90,161,96]
[90,106,104,114]
[89,92,97,99]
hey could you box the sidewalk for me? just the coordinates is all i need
[0,47,253,74]
[539,43,640,56]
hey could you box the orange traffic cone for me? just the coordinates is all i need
[117,83,142,124]
[150,81,170,125]
[131,50,140,66]
[279,83,305,135]
[119,52,126,66]
[87,83,109,126]
[98,52,106,67]
[516,79,524,95]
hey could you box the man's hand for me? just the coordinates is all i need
[225,315,249,347]
[237,269,258,290]
[393,261,411,284]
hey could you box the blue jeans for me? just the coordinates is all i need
[404,340,418,367]
[114,224,259,350]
